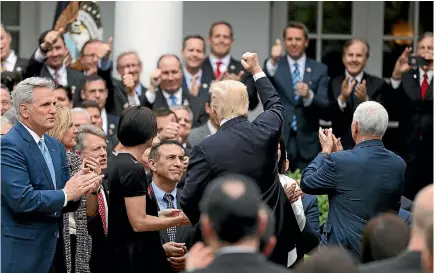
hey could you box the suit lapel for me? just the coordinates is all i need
[276,57,295,104]
[149,183,172,243]
[303,59,313,90]
[406,69,421,101]
[41,65,54,81]
[423,76,433,100]
[202,57,215,80]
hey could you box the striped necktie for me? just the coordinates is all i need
[291,63,301,131]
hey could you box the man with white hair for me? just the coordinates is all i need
[301,101,406,261]
[181,52,302,267]
[71,107,91,128]
[0,115,12,135]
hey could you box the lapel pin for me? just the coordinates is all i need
[202,83,208,89]
[16,67,22,72]
[306,67,311,73]
[123,103,128,109]
[110,124,115,129]
[183,100,189,106]
[413,74,417,79]
[230,65,235,70]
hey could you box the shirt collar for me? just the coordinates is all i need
[287,54,306,69]
[217,246,257,256]
[46,65,67,78]
[220,117,235,126]
[345,70,364,83]
[20,122,44,144]
[5,50,17,66]
[151,181,177,204]
[183,67,202,81]
[163,89,183,103]
[207,119,218,135]
[135,84,143,94]
[419,68,433,82]
[209,54,231,68]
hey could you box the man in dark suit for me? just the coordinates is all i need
[302,194,320,235]
[358,185,433,273]
[24,29,86,101]
[327,38,391,150]
[301,101,406,260]
[181,35,213,100]
[0,24,28,77]
[388,33,433,200]
[1,77,102,273]
[181,53,301,267]
[264,22,329,171]
[202,21,259,110]
[148,140,196,272]
[186,174,289,273]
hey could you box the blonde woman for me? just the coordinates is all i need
[48,105,100,273]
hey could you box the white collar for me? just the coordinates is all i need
[217,246,257,256]
[207,119,218,135]
[345,70,364,83]
[5,50,17,66]
[287,54,306,68]
[163,89,183,102]
[183,67,202,80]
[209,54,231,68]
[220,117,235,126]
[419,68,433,81]
[46,65,67,77]
[20,122,44,144]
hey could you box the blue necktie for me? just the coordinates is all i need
[291,63,301,131]
[169,95,177,106]
[38,139,56,189]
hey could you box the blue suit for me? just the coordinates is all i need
[398,208,412,225]
[265,56,329,170]
[301,139,406,260]
[1,123,79,273]
[302,194,320,235]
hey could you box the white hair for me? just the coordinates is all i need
[71,107,91,120]
[12,77,55,114]
[3,108,18,125]
[1,116,10,125]
[75,124,106,152]
[170,105,194,124]
[353,101,389,137]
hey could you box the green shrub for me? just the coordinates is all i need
[287,170,329,225]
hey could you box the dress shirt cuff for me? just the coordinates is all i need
[291,199,306,231]
[253,72,266,81]
[337,97,346,111]
[303,90,314,107]
[62,189,68,207]
[34,48,47,63]
[265,59,278,77]
[390,78,401,89]
[128,93,141,106]
[98,58,112,71]
[145,90,156,103]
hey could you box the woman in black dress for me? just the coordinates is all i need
[107,107,190,273]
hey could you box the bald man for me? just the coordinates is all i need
[359,184,433,273]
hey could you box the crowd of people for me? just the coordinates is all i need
[0,18,432,273]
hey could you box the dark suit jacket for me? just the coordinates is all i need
[202,56,259,110]
[326,72,389,149]
[301,140,406,260]
[187,122,212,148]
[180,76,301,267]
[24,51,86,99]
[358,251,422,273]
[191,252,290,273]
[1,123,80,273]
[13,57,28,78]
[181,69,214,100]
[264,56,329,162]
[302,194,320,235]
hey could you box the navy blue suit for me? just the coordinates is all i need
[181,75,301,267]
[398,208,412,225]
[265,56,329,170]
[181,70,214,100]
[302,194,320,235]
[1,123,80,273]
[301,140,406,260]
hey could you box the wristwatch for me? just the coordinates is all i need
[91,185,102,196]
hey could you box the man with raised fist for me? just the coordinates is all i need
[181,52,302,268]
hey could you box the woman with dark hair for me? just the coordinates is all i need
[361,213,410,263]
[107,106,190,273]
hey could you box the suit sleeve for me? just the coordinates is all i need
[305,196,320,234]
[244,74,260,110]
[22,50,45,79]
[1,139,65,213]
[310,66,329,109]
[301,153,337,195]
[180,144,211,225]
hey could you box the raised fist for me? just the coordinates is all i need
[241,52,262,75]
[97,37,113,59]
[122,68,135,94]
[150,69,161,89]
[271,39,283,65]
[41,28,64,52]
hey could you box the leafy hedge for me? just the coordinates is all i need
[287,170,329,225]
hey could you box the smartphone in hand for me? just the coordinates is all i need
[408,55,429,67]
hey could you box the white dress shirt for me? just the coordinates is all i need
[390,68,433,89]
[101,108,108,134]
[337,71,365,111]
[207,120,218,136]
[209,54,231,74]
[163,89,183,106]
[20,122,68,207]
[3,50,18,72]
[46,65,68,87]
[183,68,203,90]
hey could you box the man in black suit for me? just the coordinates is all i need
[148,140,196,272]
[186,174,289,273]
[0,24,28,77]
[264,22,329,171]
[181,52,301,267]
[388,33,433,200]
[358,185,433,273]
[327,38,391,150]
[181,35,212,100]
[202,21,259,110]
[24,29,86,100]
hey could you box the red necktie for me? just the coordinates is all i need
[215,61,222,79]
[421,73,429,100]
[55,71,60,85]
[98,191,108,236]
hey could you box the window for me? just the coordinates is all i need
[1,1,21,55]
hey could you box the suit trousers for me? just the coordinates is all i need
[48,237,67,273]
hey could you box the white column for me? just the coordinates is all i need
[112,1,183,86]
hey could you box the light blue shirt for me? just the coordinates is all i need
[183,68,203,90]
[151,182,178,210]
[135,84,143,97]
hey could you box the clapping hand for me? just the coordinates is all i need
[185,242,214,272]
[295,82,311,98]
[318,127,334,154]
[354,80,368,102]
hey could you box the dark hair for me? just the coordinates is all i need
[38,30,65,47]
[149,140,184,161]
[54,84,72,101]
[361,213,410,263]
[278,136,287,174]
[183,35,206,53]
[117,106,157,147]
[156,54,182,70]
[85,74,106,86]
[259,204,275,252]
[153,107,177,119]
[1,71,21,92]
[343,38,370,58]
[80,39,102,56]
[81,100,101,112]
[209,21,233,39]
[283,21,309,40]
[294,247,357,273]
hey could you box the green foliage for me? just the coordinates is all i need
[287,170,329,225]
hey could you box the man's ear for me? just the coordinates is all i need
[148,158,157,172]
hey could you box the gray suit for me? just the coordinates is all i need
[187,123,211,148]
